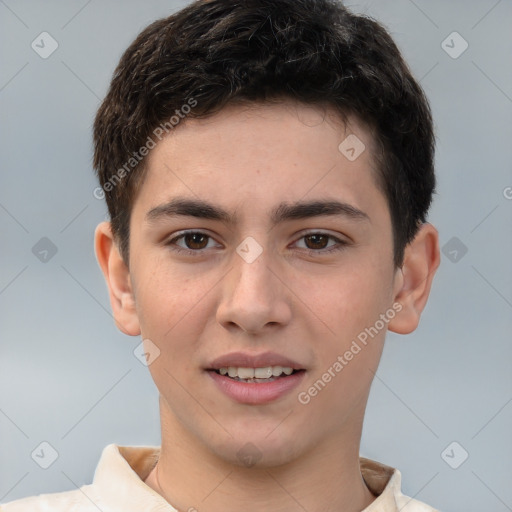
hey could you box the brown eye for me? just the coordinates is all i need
[183,232,209,250]
[294,232,348,255]
[166,231,218,254]
[304,234,330,250]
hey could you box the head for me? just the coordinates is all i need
[94,0,439,468]
[93,0,435,270]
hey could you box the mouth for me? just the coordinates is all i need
[207,366,305,384]
[205,352,307,404]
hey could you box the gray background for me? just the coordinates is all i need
[1,1,511,510]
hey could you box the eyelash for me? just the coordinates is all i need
[165,230,349,257]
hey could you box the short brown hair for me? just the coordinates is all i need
[93,0,435,267]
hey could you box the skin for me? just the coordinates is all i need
[95,100,440,512]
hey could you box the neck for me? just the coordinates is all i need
[145,396,376,512]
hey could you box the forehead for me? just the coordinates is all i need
[133,100,386,224]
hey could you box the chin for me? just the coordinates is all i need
[210,432,308,470]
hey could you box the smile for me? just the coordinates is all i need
[214,365,297,382]
[207,367,306,404]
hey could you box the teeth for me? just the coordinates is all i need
[255,367,273,378]
[237,367,254,379]
[218,366,295,379]
[272,365,283,377]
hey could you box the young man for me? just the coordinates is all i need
[1,0,440,510]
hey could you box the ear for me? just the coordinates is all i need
[388,223,440,335]
[94,221,141,336]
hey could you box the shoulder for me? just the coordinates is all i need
[359,457,439,512]
[0,484,102,512]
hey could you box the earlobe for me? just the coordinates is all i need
[94,222,141,336]
[388,223,440,335]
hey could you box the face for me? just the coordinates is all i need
[119,101,405,466]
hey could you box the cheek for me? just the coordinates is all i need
[132,256,217,353]
[133,262,215,400]
[293,260,392,341]
[127,246,219,405]
[294,258,393,416]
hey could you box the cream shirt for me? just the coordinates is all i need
[0,444,438,511]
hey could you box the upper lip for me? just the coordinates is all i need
[207,351,305,370]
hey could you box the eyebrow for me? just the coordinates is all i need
[145,197,370,226]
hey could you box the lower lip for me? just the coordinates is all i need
[207,370,306,405]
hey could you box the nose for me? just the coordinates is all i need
[216,247,292,335]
